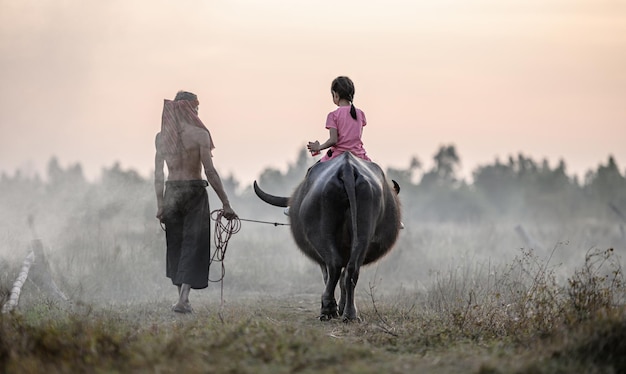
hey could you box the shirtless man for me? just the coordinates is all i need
[154,90,237,313]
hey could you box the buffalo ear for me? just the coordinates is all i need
[392,180,401,195]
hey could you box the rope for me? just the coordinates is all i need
[159,209,287,313]
[239,218,290,226]
[209,209,242,310]
[160,216,288,231]
[208,211,288,310]
[209,209,241,283]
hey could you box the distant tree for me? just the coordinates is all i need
[386,156,421,189]
[257,149,314,196]
[536,158,571,192]
[0,167,45,211]
[101,162,145,188]
[515,153,537,179]
[46,156,87,190]
[473,157,519,213]
[284,149,311,183]
[221,173,240,197]
[420,145,460,188]
[257,167,290,196]
[585,155,626,201]
[47,157,63,185]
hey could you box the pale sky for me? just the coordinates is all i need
[1,0,625,185]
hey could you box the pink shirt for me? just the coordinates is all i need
[321,106,371,162]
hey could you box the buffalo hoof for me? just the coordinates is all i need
[342,315,362,323]
[319,311,339,321]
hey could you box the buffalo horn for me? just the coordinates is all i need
[253,181,289,207]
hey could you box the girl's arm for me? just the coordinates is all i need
[308,128,338,152]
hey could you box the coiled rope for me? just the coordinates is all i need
[209,213,289,280]
[161,209,288,312]
[209,209,241,284]
[209,209,240,310]
[209,210,290,311]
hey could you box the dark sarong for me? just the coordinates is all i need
[163,180,210,289]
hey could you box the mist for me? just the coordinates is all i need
[1,146,625,312]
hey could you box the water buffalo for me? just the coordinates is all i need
[254,152,402,321]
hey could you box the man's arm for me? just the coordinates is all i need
[154,133,166,222]
[198,131,237,220]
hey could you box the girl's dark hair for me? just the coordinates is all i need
[174,91,198,101]
[331,76,357,119]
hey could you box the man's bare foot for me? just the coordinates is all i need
[171,302,193,314]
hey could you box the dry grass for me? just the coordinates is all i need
[2,241,625,373]
[1,177,625,372]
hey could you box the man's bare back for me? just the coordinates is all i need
[155,117,236,222]
[156,126,207,181]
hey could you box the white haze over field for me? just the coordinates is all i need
[1,0,625,311]
[1,156,625,312]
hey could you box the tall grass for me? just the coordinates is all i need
[1,172,625,372]
[2,225,625,373]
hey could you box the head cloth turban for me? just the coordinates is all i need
[160,99,215,155]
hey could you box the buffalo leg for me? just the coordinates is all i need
[342,189,378,322]
[342,262,361,321]
[342,223,374,321]
[320,264,341,320]
[320,263,329,285]
[338,268,346,316]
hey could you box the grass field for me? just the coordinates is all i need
[2,288,625,373]
[2,208,626,373]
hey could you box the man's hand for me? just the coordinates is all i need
[156,207,164,222]
[222,205,238,220]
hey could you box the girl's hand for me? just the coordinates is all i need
[307,141,321,152]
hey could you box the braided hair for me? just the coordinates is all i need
[331,76,357,120]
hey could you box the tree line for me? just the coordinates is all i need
[1,145,625,225]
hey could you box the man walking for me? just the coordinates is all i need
[154,90,237,313]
